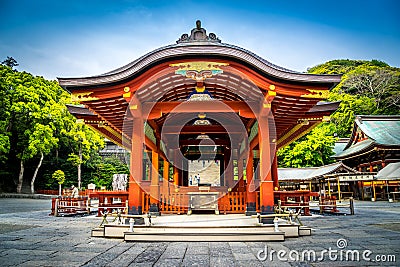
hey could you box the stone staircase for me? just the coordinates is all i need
[91,214,312,242]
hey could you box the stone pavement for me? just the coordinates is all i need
[0,197,399,266]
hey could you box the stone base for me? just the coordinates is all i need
[104,224,130,238]
[245,210,257,216]
[245,202,257,216]
[124,218,145,225]
[260,218,273,224]
[91,227,104,237]
[299,226,312,236]
[124,226,285,242]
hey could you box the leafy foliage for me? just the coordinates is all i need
[279,59,399,167]
[87,156,129,189]
[52,170,65,185]
[0,60,114,193]
[307,59,389,74]
[278,123,337,167]
[309,59,400,137]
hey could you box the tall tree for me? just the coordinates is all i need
[279,59,400,168]
[0,66,11,163]
[26,124,58,193]
[0,63,71,193]
[66,122,104,189]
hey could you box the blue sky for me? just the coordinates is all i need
[1,0,399,80]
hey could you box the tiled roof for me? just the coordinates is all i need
[334,116,400,159]
[278,162,357,181]
[375,162,400,180]
[333,138,349,156]
[58,42,341,89]
[278,167,316,181]
[356,116,400,145]
[334,139,375,159]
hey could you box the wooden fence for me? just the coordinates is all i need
[141,192,151,213]
[159,193,189,214]
[48,190,272,215]
[50,196,89,216]
[218,192,247,213]
[38,189,108,196]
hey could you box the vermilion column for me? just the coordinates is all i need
[259,121,274,214]
[258,103,277,214]
[173,166,179,186]
[245,150,256,215]
[149,150,160,215]
[272,153,279,190]
[129,117,144,215]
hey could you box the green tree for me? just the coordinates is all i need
[328,92,376,137]
[0,65,65,193]
[87,156,129,189]
[277,123,337,167]
[307,59,389,74]
[0,70,11,163]
[308,59,400,137]
[52,170,65,196]
[0,63,88,193]
[1,56,19,69]
[66,122,104,189]
[27,124,59,193]
[0,62,113,193]
[341,67,400,113]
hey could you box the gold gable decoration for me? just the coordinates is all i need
[301,89,329,99]
[170,61,229,81]
[71,92,99,102]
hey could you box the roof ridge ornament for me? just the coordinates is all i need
[177,20,221,43]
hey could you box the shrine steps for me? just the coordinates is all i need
[93,224,311,242]
[124,226,285,242]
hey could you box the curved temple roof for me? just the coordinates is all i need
[335,115,400,159]
[58,22,341,89]
[59,22,342,152]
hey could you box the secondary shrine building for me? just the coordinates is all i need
[59,21,341,215]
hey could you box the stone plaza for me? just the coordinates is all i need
[0,196,399,266]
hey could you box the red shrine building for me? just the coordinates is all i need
[59,21,341,216]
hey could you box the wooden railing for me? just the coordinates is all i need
[218,192,246,214]
[159,193,189,214]
[88,191,129,216]
[318,195,338,213]
[50,196,89,216]
[38,189,112,196]
[37,189,59,195]
[48,189,265,215]
[141,192,151,213]
[144,191,248,214]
